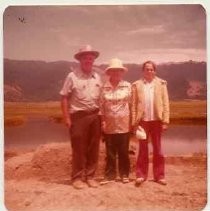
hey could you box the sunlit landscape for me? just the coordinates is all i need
[4,100,207,127]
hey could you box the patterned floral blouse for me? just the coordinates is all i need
[100,80,131,134]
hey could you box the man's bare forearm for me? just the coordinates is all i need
[61,96,71,128]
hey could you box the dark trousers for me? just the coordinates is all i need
[104,133,130,179]
[136,121,165,181]
[69,111,101,181]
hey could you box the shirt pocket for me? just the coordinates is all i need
[75,83,87,100]
[90,83,101,99]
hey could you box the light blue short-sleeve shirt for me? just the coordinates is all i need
[60,69,102,113]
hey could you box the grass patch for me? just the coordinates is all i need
[169,100,207,125]
[4,100,207,126]
[170,117,206,125]
[4,115,26,127]
[49,114,64,124]
[4,101,62,127]
[4,101,62,117]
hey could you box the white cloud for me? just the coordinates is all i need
[126,25,165,35]
[3,5,206,63]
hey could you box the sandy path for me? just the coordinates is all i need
[4,143,207,211]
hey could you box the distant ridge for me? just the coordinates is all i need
[4,59,206,101]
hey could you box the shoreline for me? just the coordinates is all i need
[4,115,208,127]
[4,100,207,127]
[4,141,207,164]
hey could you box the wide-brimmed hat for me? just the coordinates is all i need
[105,58,128,74]
[74,45,99,60]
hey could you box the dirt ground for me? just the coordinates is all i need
[4,142,207,211]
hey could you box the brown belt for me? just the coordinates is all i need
[72,109,99,117]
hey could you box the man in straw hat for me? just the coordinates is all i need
[60,45,102,189]
[100,58,131,185]
[131,60,170,187]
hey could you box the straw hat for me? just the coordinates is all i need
[105,58,128,74]
[74,45,99,60]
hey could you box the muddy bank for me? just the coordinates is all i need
[4,143,207,211]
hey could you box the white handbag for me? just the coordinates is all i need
[135,126,147,140]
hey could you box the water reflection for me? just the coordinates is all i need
[4,118,207,155]
[162,125,207,155]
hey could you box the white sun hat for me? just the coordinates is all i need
[74,44,99,60]
[135,126,147,140]
[105,58,128,74]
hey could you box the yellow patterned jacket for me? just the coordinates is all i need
[100,80,131,134]
[131,76,170,126]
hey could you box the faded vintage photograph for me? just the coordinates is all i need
[3,4,207,211]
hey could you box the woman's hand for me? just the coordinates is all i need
[131,124,138,134]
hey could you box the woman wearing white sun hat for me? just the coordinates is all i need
[100,58,131,185]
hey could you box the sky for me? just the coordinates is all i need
[3,4,207,64]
